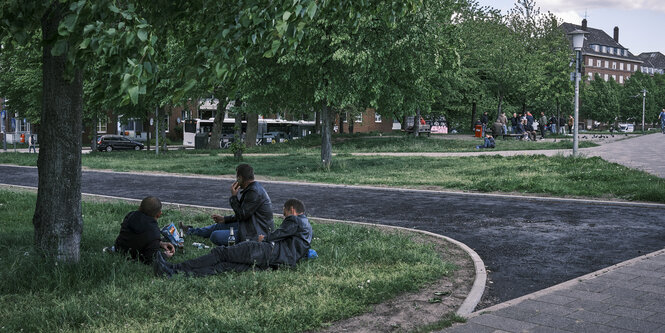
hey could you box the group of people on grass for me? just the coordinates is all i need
[111,163,313,277]
[477,111,577,144]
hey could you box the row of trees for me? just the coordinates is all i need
[0,0,662,262]
[582,71,665,127]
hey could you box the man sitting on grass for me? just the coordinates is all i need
[154,198,312,277]
[112,196,175,264]
[476,133,495,149]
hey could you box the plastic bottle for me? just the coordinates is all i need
[228,227,236,246]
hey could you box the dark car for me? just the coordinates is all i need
[97,135,144,152]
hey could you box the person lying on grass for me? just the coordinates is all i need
[154,198,312,277]
[113,196,176,264]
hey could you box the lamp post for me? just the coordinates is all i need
[568,29,588,156]
[641,88,647,133]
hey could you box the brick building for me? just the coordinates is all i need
[335,108,394,133]
[637,52,665,75]
[561,19,642,84]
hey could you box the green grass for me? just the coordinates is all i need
[2,150,663,203]
[0,189,456,332]
[243,134,597,154]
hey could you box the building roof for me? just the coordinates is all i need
[638,52,665,70]
[560,22,642,63]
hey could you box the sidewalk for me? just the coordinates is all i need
[443,248,665,332]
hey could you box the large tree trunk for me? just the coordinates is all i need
[34,3,83,262]
[470,102,477,131]
[348,114,354,134]
[246,112,258,147]
[320,102,333,169]
[338,110,344,134]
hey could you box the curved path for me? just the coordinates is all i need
[1,165,664,308]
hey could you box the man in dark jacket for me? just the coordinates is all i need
[181,164,274,245]
[154,199,312,277]
[114,196,175,264]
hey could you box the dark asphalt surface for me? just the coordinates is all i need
[2,165,665,308]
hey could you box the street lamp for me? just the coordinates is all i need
[641,88,647,133]
[568,29,588,156]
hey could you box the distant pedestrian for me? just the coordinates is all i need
[567,115,574,133]
[659,108,665,134]
[510,113,519,134]
[28,134,36,153]
[539,112,548,139]
[549,116,557,134]
[480,112,489,136]
[559,117,567,134]
[498,112,508,135]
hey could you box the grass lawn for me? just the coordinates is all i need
[1,150,664,203]
[243,134,597,154]
[0,189,457,332]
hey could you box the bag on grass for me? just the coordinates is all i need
[161,223,184,248]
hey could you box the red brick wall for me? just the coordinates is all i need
[336,108,394,133]
[583,55,642,84]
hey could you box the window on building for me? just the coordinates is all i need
[588,58,594,66]
[343,113,348,123]
[623,49,627,56]
[604,60,609,68]
[604,74,609,81]
[374,113,382,123]
[619,75,624,84]
[609,48,614,54]
[17,118,28,132]
[163,114,170,132]
[620,63,624,70]
[97,118,108,133]
[602,46,607,53]
[612,74,616,81]
[588,72,593,80]
[181,109,191,121]
[596,60,601,67]
[355,114,363,123]
[593,45,599,52]
[650,68,654,74]
[612,62,617,69]
[627,64,631,71]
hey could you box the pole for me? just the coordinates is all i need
[155,106,159,155]
[573,49,580,156]
[641,89,646,133]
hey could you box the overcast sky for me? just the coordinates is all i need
[473,0,665,55]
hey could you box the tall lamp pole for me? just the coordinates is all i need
[641,88,647,133]
[568,29,588,156]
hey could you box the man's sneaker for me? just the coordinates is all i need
[153,252,175,278]
[102,246,115,254]
[179,221,192,235]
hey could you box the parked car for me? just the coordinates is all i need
[618,123,635,132]
[97,135,144,152]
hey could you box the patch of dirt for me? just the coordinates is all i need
[312,231,476,333]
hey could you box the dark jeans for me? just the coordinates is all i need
[188,222,240,246]
[172,241,274,276]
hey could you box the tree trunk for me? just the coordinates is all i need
[246,112,258,147]
[145,117,151,151]
[497,92,504,116]
[413,108,421,137]
[338,111,344,134]
[314,110,321,134]
[233,100,243,160]
[320,102,333,169]
[208,93,225,149]
[348,114,354,134]
[34,3,83,262]
[160,107,167,152]
[471,102,477,131]
[91,114,98,151]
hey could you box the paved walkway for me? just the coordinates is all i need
[443,248,665,332]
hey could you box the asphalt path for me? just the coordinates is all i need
[2,164,665,308]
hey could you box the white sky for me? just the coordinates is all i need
[473,0,665,55]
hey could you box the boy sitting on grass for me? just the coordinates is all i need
[112,196,175,264]
[476,133,495,149]
[153,198,312,277]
